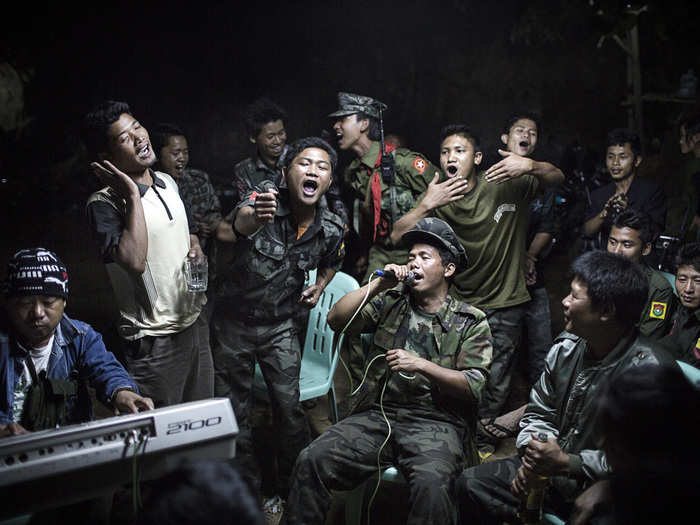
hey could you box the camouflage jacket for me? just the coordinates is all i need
[518,329,676,501]
[233,148,288,198]
[177,167,222,252]
[347,288,492,426]
[344,141,438,247]
[217,183,345,324]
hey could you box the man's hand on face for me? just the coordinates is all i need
[485,150,535,184]
[91,160,140,200]
[423,172,470,210]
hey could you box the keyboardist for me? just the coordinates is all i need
[0,247,154,437]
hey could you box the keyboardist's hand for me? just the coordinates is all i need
[114,390,155,415]
[0,422,29,437]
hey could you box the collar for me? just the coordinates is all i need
[360,141,382,169]
[585,327,637,367]
[135,169,167,198]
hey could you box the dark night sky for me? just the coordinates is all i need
[3,0,700,197]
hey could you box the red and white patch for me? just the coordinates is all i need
[412,157,426,174]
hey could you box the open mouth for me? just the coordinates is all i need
[137,143,151,160]
[519,140,530,149]
[303,179,319,196]
[447,165,458,176]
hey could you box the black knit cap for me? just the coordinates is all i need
[4,248,69,299]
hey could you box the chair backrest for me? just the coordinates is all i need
[301,271,360,377]
[678,360,700,388]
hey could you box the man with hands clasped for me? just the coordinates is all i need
[456,250,676,525]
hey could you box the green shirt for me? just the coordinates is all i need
[435,172,539,309]
[639,266,675,339]
[348,289,492,425]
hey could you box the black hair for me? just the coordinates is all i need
[503,111,541,136]
[136,460,263,525]
[151,123,186,155]
[570,250,648,325]
[597,361,700,477]
[282,137,338,174]
[82,100,132,158]
[439,124,481,152]
[611,208,654,245]
[675,241,700,273]
[354,111,381,141]
[243,97,288,139]
[606,128,642,158]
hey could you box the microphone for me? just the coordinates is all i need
[374,269,415,283]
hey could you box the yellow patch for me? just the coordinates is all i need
[338,240,345,257]
[696,338,700,350]
[649,301,667,319]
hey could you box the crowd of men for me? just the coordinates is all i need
[1,93,700,525]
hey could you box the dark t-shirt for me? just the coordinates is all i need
[584,175,667,245]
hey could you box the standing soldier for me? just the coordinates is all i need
[330,92,440,283]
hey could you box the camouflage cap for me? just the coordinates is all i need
[328,92,387,119]
[401,218,468,271]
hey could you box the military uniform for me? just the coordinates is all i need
[176,167,222,252]
[639,266,675,339]
[660,303,700,367]
[212,183,345,497]
[329,92,438,283]
[234,146,349,230]
[284,219,492,525]
[344,140,439,282]
[233,147,288,198]
[435,170,540,422]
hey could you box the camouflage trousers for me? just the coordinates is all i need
[457,456,606,525]
[211,314,310,498]
[284,406,466,525]
[478,304,528,420]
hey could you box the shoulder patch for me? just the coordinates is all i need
[649,301,667,320]
[412,157,427,174]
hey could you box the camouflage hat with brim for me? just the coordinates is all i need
[401,218,468,272]
[328,92,387,119]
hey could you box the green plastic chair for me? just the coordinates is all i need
[253,270,359,423]
[678,359,700,387]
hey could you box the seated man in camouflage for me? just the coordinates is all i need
[1,248,153,437]
[283,218,492,525]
